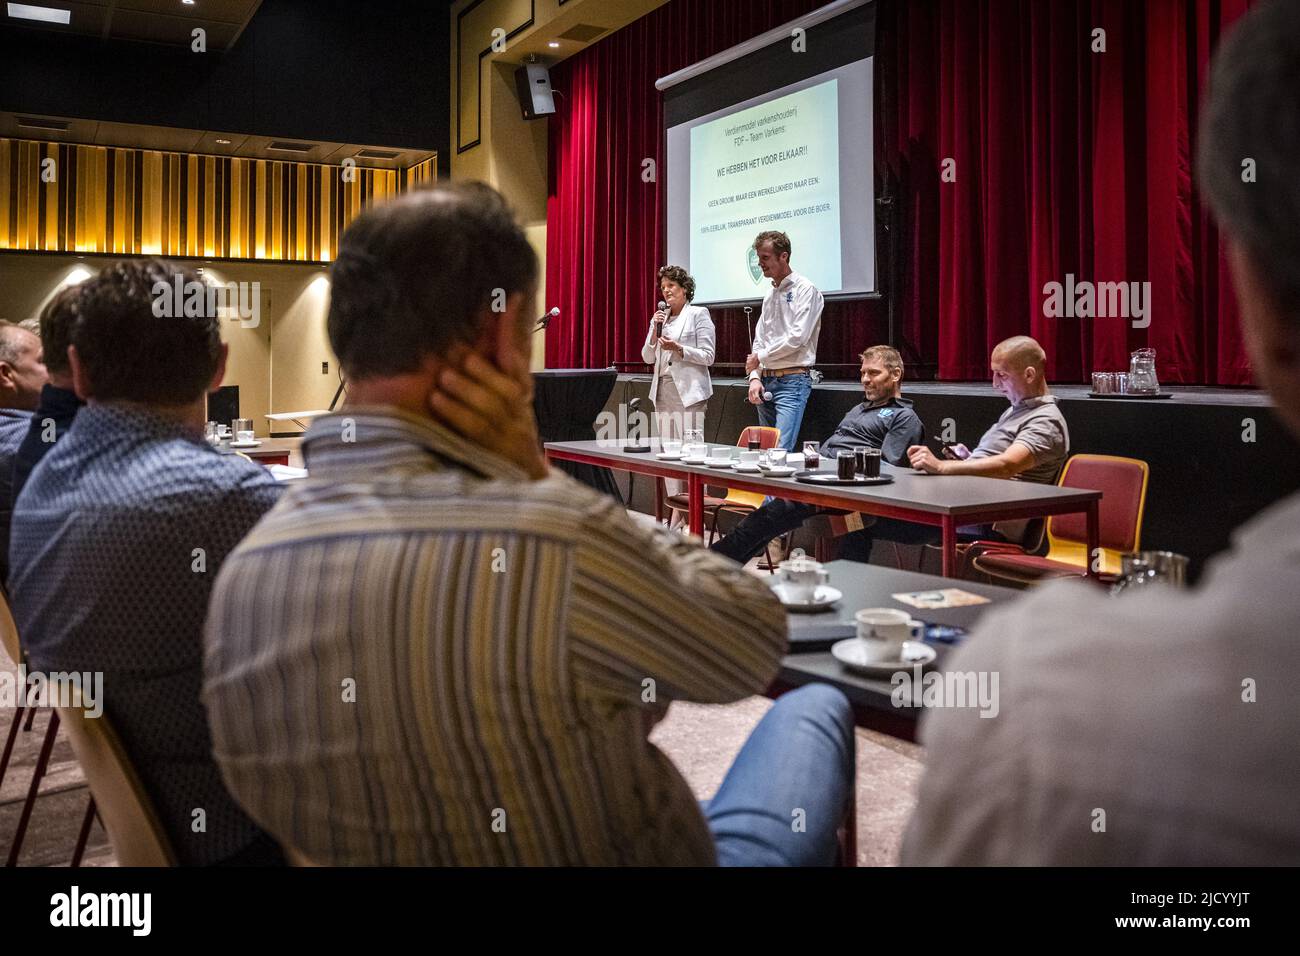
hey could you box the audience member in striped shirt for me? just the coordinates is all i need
[202,183,856,866]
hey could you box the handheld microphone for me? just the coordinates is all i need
[654,299,667,339]
[534,307,560,331]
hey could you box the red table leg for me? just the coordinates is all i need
[941,515,957,577]
[1085,501,1100,578]
[688,473,704,538]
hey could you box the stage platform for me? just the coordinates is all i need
[598,374,1300,580]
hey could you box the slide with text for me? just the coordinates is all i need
[688,78,841,301]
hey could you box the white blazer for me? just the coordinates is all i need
[641,303,715,408]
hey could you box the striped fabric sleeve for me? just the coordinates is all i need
[565,488,787,707]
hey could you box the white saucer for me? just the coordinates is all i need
[704,458,737,468]
[830,638,936,676]
[680,456,708,465]
[655,452,682,460]
[770,581,843,611]
[230,440,263,448]
[733,464,762,473]
[761,466,797,477]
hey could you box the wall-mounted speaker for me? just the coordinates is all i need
[514,63,555,120]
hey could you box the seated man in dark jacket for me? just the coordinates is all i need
[711,345,925,564]
[12,285,85,504]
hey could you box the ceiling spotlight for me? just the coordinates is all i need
[215,138,232,145]
[548,42,560,48]
[7,3,72,24]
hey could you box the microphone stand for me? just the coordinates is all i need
[623,397,652,453]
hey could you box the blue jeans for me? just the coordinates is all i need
[702,684,855,866]
[757,372,813,452]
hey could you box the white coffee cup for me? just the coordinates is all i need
[739,450,761,466]
[778,555,828,603]
[854,608,925,663]
[662,439,682,456]
[236,429,255,444]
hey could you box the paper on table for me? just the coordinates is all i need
[892,588,991,610]
[267,464,309,482]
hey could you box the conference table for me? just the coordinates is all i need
[216,436,300,467]
[543,439,1103,577]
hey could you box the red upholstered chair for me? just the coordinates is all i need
[970,454,1150,586]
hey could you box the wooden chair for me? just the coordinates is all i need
[55,685,176,866]
[1,589,97,867]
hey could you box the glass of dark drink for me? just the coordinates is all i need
[803,441,821,470]
[836,450,857,480]
[857,447,882,478]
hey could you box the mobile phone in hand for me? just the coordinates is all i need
[934,437,971,460]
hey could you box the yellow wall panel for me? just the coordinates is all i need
[1,137,437,263]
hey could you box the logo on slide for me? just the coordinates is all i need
[747,247,764,285]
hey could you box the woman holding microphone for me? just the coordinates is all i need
[641,265,715,521]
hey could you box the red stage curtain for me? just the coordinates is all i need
[545,0,1256,384]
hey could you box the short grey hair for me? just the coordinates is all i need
[1197,0,1300,327]
[0,321,35,368]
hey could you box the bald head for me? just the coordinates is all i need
[990,335,1049,404]
[0,322,48,411]
[992,336,1047,374]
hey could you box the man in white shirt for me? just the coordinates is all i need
[745,231,824,452]
[902,0,1300,865]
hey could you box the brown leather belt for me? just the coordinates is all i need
[761,366,810,379]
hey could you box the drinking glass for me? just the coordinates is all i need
[1111,550,1188,595]
[684,428,703,459]
[1091,372,1114,394]
[836,450,857,480]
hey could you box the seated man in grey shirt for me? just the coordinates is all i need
[903,0,1300,864]
[906,335,1068,485]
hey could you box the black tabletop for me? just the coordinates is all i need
[776,561,1023,726]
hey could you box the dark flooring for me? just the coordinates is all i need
[1,699,116,867]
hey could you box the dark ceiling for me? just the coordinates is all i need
[1,0,451,174]
[3,0,263,50]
